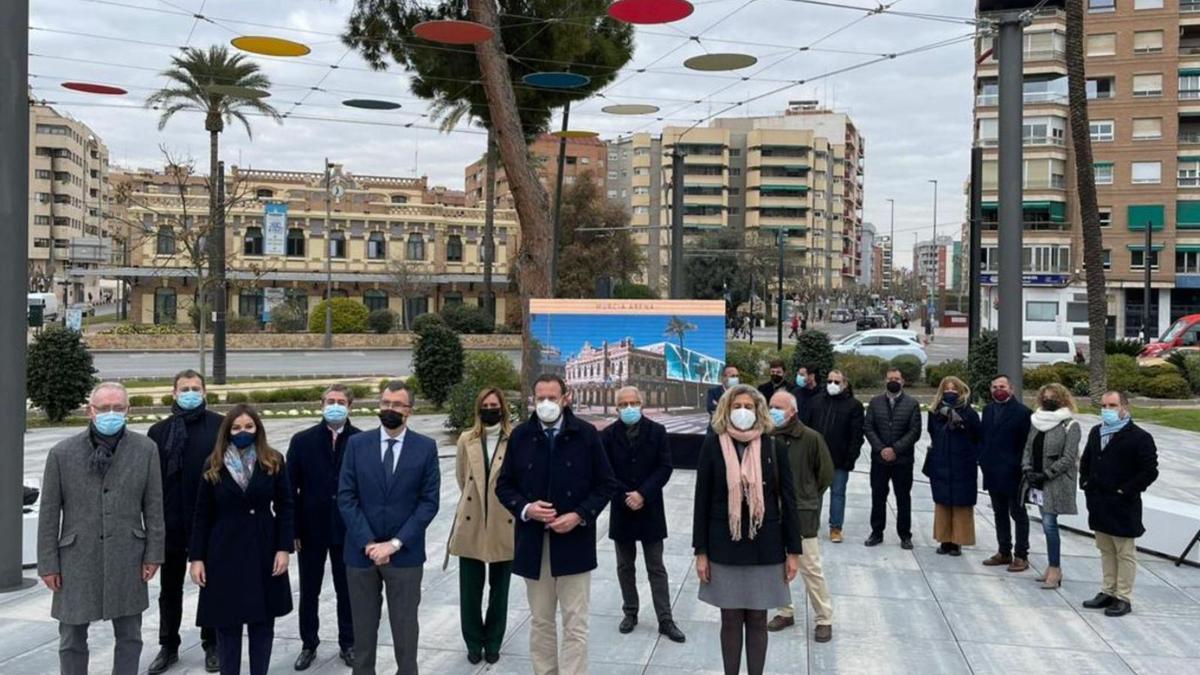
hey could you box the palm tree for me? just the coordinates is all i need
[665,315,699,406]
[146,45,281,382]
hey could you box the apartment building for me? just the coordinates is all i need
[914,235,955,292]
[860,222,878,288]
[463,133,607,209]
[878,234,894,290]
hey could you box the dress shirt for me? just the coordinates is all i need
[380,427,407,472]
[520,413,565,523]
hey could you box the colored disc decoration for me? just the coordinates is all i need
[608,0,695,25]
[342,99,402,110]
[551,130,600,139]
[413,20,494,45]
[205,84,271,99]
[683,53,758,72]
[61,82,127,95]
[601,103,660,115]
[231,36,311,57]
[522,71,591,89]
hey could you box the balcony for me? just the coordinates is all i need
[1186,0,1200,12]
[1184,26,1200,55]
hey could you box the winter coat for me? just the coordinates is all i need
[801,388,865,471]
[979,400,1032,495]
[1018,417,1080,516]
[601,417,674,543]
[863,392,923,464]
[770,417,834,538]
[447,427,514,563]
[285,420,361,551]
[148,408,223,550]
[1080,422,1159,538]
[757,379,795,404]
[923,402,982,507]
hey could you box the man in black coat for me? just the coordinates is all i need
[979,375,1033,572]
[496,375,619,675]
[707,365,740,416]
[862,368,922,549]
[793,363,821,419]
[601,386,685,643]
[1080,390,1160,618]
[801,369,864,544]
[757,359,795,402]
[287,384,362,670]
[147,369,223,674]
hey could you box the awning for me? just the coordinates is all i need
[1179,156,1200,162]
[1128,204,1165,231]
[981,200,1066,221]
[1181,68,1200,76]
[1176,244,1200,252]
[1179,201,1200,229]
[1126,244,1166,251]
[759,185,810,192]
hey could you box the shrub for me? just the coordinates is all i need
[307,298,369,334]
[792,330,834,380]
[440,303,494,334]
[1106,338,1145,356]
[725,341,767,385]
[1025,363,1089,390]
[206,392,219,404]
[926,359,968,387]
[349,384,373,400]
[367,309,398,335]
[404,373,422,396]
[226,391,249,404]
[834,354,888,389]
[613,283,656,299]
[1106,354,1144,395]
[890,355,923,385]
[27,326,97,422]
[967,330,998,404]
[1139,364,1178,380]
[463,351,520,392]
[1141,373,1192,399]
[1072,379,1091,399]
[445,380,483,431]
[187,301,212,331]
[128,394,153,408]
[269,300,308,333]
[104,323,183,335]
[413,322,465,407]
[410,312,446,334]
[1183,354,1200,393]
[161,394,175,406]
[227,315,260,334]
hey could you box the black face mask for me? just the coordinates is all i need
[1041,399,1060,412]
[479,408,504,426]
[886,381,902,394]
[379,409,405,430]
[771,375,783,385]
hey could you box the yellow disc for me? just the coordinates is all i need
[231,36,311,58]
[551,130,600,139]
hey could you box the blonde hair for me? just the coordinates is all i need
[467,387,512,440]
[1038,383,1078,413]
[933,376,971,409]
[711,384,773,435]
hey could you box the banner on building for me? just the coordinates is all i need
[264,203,287,256]
[262,287,287,323]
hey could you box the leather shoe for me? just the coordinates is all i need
[830,528,844,543]
[485,651,500,664]
[1105,599,1132,617]
[204,646,220,673]
[659,621,686,643]
[982,552,1012,567]
[864,533,883,547]
[900,538,914,550]
[948,545,962,557]
[619,615,637,634]
[340,648,355,668]
[148,648,178,674]
[814,624,833,643]
[467,651,483,665]
[766,615,795,631]
[1007,557,1030,573]
[1083,592,1116,609]
[295,648,317,671]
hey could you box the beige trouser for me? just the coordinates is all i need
[1095,531,1138,602]
[525,533,591,675]
[777,536,834,626]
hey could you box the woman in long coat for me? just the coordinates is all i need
[1019,383,1080,589]
[924,376,982,556]
[190,404,294,675]
[446,387,514,665]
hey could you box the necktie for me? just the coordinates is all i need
[545,427,557,453]
[383,439,397,484]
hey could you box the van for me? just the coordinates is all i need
[1022,336,1077,365]
[27,292,59,322]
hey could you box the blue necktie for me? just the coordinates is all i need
[383,439,397,484]
[545,427,557,453]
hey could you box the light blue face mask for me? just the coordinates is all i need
[176,390,205,410]
[1100,409,1122,426]
[726,377,739,387]
[94,411,126,436]
[619,406,642,425]
[769,408,788,426]
[323,403,349,424]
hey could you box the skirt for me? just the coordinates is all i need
[933,504,976,546]
[698,562,791,610]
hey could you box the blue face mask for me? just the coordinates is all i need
[796,374,807,387]
[231,431,256,449]
[94,411,126,436]
[769,408,788,426]
[942,392,959,405]
[619,406,642,425]
[323,403,349,424]
[1100,409,1122,426]
[176,390,204,410]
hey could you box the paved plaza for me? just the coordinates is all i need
[5,414,1200,674]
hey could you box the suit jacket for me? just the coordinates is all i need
[37,429,166,624]
[286,420,361,550]
[496,409,619,579]
[1080,422,1159,538]
[979,400,1032,494]
[600,417,673,543]
[338,427,440,569]
[148,408,223,550]
[706,386,727,415]
[756,380,795,404]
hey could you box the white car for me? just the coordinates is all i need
[834,329,928,364]
[1023,336,1078,365]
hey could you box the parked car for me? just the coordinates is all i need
[1022,336,1077,365]
[834,329,928,365]
[831,309,853,323]
[1138,314,1200,362]
[856,315,883,331]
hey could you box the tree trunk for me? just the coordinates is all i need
[207,129,227,383]
[470,0,553,402]
[1066,0,1107,403]
[483,129,497,322]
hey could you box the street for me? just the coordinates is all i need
[731,321,970,365]
[91,349,526,379]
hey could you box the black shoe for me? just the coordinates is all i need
[936,543,949,555]
[1105,599,1132,617]
[339,648,355,668]
[205,646,220,673]
[900,538,914,550]
[948,545,962,557]
[485,651,500,664]
[619,615,638,634]
[294,648,317,671]
[864,533,883,547]
[1083,592,1116,609]
[148,648,178,674]
[467,651,483,665]
[659,621,686,643]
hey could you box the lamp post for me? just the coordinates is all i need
[928,179,938,326]
[886,198,895,292]
[323,159,333,350]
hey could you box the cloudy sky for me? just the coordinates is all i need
[30,0,978,264]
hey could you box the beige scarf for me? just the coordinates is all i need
[717,427,765,541]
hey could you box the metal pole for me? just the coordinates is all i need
[1143,220,1152,342]
[669,149,685,299]
[997,16,1025,396]
[887,198,895,293]
[969,146,983,348]
[928,178,938,324]
[749,268,755,345]
[549,101,570,297]
[777,229,785,350]
[212,162,227,384]
[482,129,496,321]
[324,159,333,349]
[824,161,833,291]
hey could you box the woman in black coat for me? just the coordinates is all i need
[924,376,982,556]
[190,404,294,675]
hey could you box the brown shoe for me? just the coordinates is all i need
[814,624,832,643]
[766,615,795,632]
[830,528,844,543]
[1007,557,1029,573]
[982,553,1012,567]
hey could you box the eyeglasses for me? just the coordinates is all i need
[93,404,128,414]
[379,401,412,411]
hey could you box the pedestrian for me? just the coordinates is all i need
[979,375,1033,573]
[765,391,834,642]
[495,374,619,675]
[694,385,801,675]
[708,365,740,416]
[287,384,362,670]
[1079,390,1159,617]
[924,376,982,556]
[189,404,294,675]
[792,363,820,417]
[863,368,921,549]
[742,315,752,338]
[800,312,808,332]
[801,369,864,544]
[447,387,515,665]
[338,380,440,675]
[147,369,223,674]
[37,382,165,675]
[1019,383,1081,590]
[757,359,794,402]
[788,314,800,339]
[601,386,686,643]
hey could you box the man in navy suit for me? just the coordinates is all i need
[979,374,1033,572]
[338,380,440,675]
[706,365,740,416]
[288,384,361,670]
[496,374,618,675]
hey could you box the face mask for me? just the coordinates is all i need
[771,375,783,385]
[992,390,1011,403]
[942,392,959,405]
[379,409,405,430]
[726,377,739,388]
[1041,399,1060,412]
[176,390,204,410]
[796,374,807,387]
[826,383,842,396]
[1100,408,1122,425]
[94,411,126,436]
[619,406,642,425]
[323,403,349,424]
[536,399,562,424]
[230,431,255,449]
[730,408,757,431]
[479,408,504,426]
[768,408,787,426]
[886,381,902,394]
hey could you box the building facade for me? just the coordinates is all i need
[913,235,954,292]
[859,222,877,288]
[464,133,608,209]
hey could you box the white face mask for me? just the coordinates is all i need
[730,408,756,431]
[826,383,842,396]
[536,399,562,424]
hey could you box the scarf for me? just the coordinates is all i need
[717,426,765,542]
[1099,415,1131,449]
[1030,407,1073,432]
[163,403,207,481]
[88,424,123,476]
[223,445,257,491]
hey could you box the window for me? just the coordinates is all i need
[239,290,264,322]
[1067,303,1089,322]
[154,288,177,325]
[34,169,51,180]
[1132,74,1163,97]
[283,288,308,314]
[1103,249,1112,270]
[156,225,175,255]
[1023,245,1071,272]
[406,233,425,260]
[1025,30,1065,58]
[1024,158,1067,189]
[1099,208,1112,227]
[1131,249,1161,269]
[1027,301,1058,322]
[443,293,464,307]
[1094,163,1114,185]
[1132,117,1162,140]
[329,231,346,259]
[1181,74,1200,99]
[1132,161,1162,184]
[286,228,305,257]
[1037,340,1071,354]
[1087,77,1115,99]
[255,188,274,199]
[243,226,263,256]
[367,231,386,259]
[1089,0,1115,11]
[1090,120,1114,142]
[1134,0,1163,8]
[404,297,429,328]
[1133,31,1164,53]
[1178,250,1200,273]
[390,194,408,205]
[1086,34,1116,57]
[364,289,389,312]
[446,235,463,262]
[1180,159,1200,187]
[33,215,50,225]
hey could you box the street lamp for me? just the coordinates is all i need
[927,179,938,326]
[886,198,895,292]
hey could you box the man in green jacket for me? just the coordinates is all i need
[765,390,835,642]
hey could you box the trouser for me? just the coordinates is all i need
[828,469,850,530]
[59,614,142,675]
[215,619,274,675]
[347,564,422,675]
[1095,531,1138,602]
[869,462,913,539]
[525,533,591,675]
[1040,509,1061,567]
[159,545,217,650]
[615,539,673,624]
[298,542,354,651]
[459,557,513,655]
[988,490,1030,559]
[777,536,834,626]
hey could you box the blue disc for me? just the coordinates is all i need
[521,72,591,89]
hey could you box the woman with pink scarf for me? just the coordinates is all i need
[693,384,801,675]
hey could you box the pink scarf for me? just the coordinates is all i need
[718,427,765,541]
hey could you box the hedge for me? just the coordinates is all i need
[307,298,370,334]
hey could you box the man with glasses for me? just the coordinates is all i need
[338,380,440,675]
[801,369,864,544]
[38,382,166,675]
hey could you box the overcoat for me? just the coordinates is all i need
[600,417,673,543]
[447,428,514,563]
[1080,423,1159,538]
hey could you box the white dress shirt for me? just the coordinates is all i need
[520,414,564,523]
[380,427,406,472]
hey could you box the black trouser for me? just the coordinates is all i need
[988,490,1030,559]
[869,461,913,540]
[298,541,354,651]
[615,539,673,624]
[159,546,216,650]
[216,619,273,675]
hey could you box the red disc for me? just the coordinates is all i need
[608,0,695,25]
[413,20,494,45]
[61,82,127,96]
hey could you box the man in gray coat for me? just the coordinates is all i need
[38,382,166,675]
